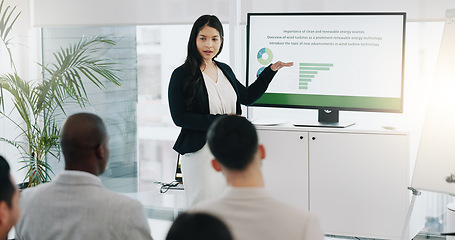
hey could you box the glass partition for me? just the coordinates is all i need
[42,26,138,193]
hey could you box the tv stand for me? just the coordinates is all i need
[293,109,355,128]
[293,121,355,128]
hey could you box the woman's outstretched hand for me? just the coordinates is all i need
[270,61,294,71]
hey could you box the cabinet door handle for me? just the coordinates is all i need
[312,137,316,140]
[300,136,304,139]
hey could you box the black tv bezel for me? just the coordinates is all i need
[245,12,406,113]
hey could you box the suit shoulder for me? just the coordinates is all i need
[103,190,144,208]
[20,181,53,198]
[171,64,186,77]
[271,198,314,220]
[215,61,232,71]
[215,61,236,78]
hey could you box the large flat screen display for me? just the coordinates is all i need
[246,12,406,124]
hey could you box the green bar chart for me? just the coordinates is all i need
[299,63,333,90]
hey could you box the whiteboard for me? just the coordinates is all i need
[411,9,455,195]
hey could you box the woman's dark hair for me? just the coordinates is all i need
[182,15,224,111]
[166,212,233,240]
[0,155,15,207]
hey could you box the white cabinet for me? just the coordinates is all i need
[258,130,309,211]
[257,126,409,239]
[309,131,408,239]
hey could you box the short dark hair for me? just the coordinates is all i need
[60,113,107,161]
[0,155,15,207]
[207,115,258,170]
[166,212,233,240]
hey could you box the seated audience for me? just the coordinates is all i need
[191,115,324,240]
[166,212,233,240]
[0,156,20,240]
[15,113,153,240]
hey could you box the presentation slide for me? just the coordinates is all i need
[248,14,404,101]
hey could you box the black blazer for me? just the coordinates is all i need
[168,61,277,155]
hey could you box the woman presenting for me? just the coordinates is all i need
[168,15,292,206]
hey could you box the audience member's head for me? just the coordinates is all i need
[166,212,233,240]
[60,113,109,176]
[207,115,260,170]
[0,156,20,239]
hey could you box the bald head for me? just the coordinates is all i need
[60,113,108,175]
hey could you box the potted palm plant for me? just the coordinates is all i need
[0,0,122,187]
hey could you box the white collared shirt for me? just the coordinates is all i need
[202,67,237,115]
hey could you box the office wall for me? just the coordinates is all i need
[242,0,455,22]
[31,0,455,27]
[32,0,230,26]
